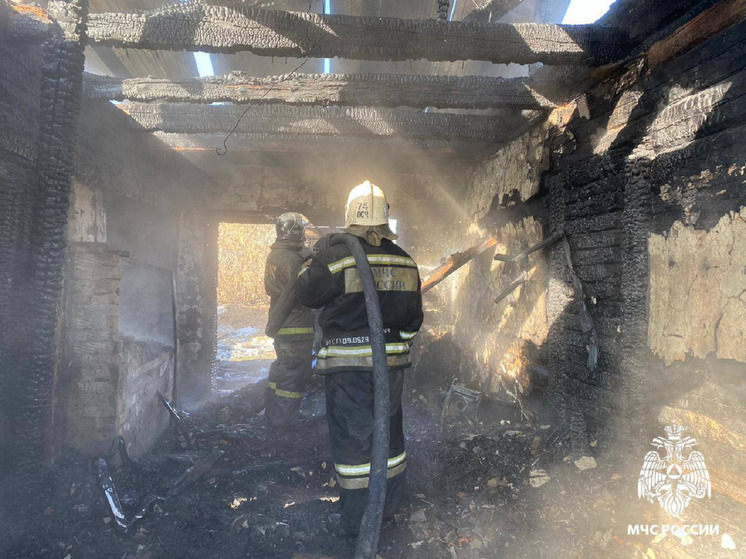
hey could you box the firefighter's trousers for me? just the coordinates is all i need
[266,338,313,427]
[325,370,406,535]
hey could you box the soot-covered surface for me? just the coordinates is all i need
[0,375,738,559]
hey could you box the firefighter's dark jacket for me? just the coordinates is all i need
[264,240,314,339]
[296,237,424,373]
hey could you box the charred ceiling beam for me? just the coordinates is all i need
[151,131,494,156]
[83,72,555,109]
[122,103,535,142]
[85,5,628,65]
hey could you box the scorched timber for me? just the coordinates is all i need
[0,2,53,41]
[84,72,555,109]
[123,104,524,142]
[152,132,493,155]
[85,5,628,65]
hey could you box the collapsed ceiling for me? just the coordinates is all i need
[69,0,589,159]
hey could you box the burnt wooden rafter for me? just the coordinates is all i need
[151,131,495,156]
[83,72,555,109]
[85,5,629,65]
[121,102,537,142]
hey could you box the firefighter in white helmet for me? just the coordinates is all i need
[296,181,424,535]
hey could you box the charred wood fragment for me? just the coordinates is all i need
[167,449,225,498]
[493,230,563,262]
[493,266,535,306]
[421,237,498,294]
[102,436,133,467]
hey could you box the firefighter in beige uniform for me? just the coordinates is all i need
[264,212,315,427]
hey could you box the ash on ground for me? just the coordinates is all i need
[1,361,737,559]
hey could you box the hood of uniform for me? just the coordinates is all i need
[343,224,398,247]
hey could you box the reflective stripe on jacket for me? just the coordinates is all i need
[296,237,423,373]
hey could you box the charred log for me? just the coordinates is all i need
[86,5,629,65]
[151,131,495,156]
[83,72,555,110]
[123,103,536,143]
[13,0,87,487]
[619,160,653,443]
[421,237,498,294]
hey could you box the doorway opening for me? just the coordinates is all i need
[215,222,276,395]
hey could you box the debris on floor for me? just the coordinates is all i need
[1,375,740,559]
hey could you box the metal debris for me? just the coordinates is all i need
[157,390,194,449]
[441,383,482,429]
[130,494,166,528]
[95,458,128,531]
[95,453,166,533]
[157,390,183,422]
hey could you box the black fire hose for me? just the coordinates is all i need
[329,234,390,559]
[264,234,390,557]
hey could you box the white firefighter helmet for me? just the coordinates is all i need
[344,180,390,228]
